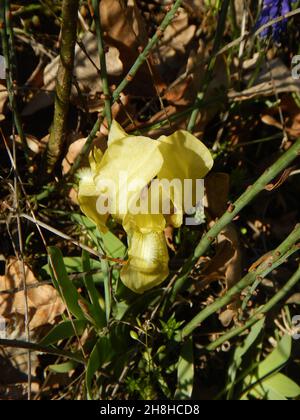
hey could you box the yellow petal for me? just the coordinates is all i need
[94,135,164,221]
[78,169,108,232]
[158,130,213,180]
[108,120,128,146]
[123,213,166,234]
[157,130,213,226]
[121,229,169,294]
[89,147,104,173]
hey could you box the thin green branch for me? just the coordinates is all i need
[0,0,28,157]
[206,263,300,352]
[68,0,183,176]
[92,0,112,128]
[47,0,79,171]
[171,137,300,300]
[176,224,300,341]
[187,0,230,133]
[240,245,300,315]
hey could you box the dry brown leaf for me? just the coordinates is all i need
[200,173,242,326]
[62,133,108,175]
[286,293,300,305]
[14,134,47,155]
[158,8,196,71]
[230,57,300,101]
[100,0,157,97]
[261,95,300,138]
[62,138,87,175]
[182,0,204,17]
[265,167,294,191]
[23,31,123,116]
[0,258,65,331]
[0,83,8,121]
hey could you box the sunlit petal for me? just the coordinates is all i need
[121,232,169,294]
[108,120,128,146]
[157,130,213,226]
[78,169,108,232]
[94,135,164,221]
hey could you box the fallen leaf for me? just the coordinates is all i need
[100,0,157,97]
[286,293,300,305]
[229,57,300,101]
[23,31,123,116]
[0,82,8,121]
[62,133,108,175]
[14,134,46,155]
[157,8,196,74]
[200,173,242,326]
[0,258,65,331]
[261,95,300,139]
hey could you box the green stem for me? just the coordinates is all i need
[207,263,300,351]
[46,0,79,171]
[171,137,300,300]
[240,245,300,316]
[92,0,112,128]
[0,0,28,157]
[187,0,230,133]
[177,224,300,340]
[68,0,183,176]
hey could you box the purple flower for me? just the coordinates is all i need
[256,0,297,41]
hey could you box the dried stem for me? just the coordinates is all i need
[0,0,28,157]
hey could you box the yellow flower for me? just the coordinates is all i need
[78,120,213,294]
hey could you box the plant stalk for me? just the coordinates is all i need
[46,0,79,172]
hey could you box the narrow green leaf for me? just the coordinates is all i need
[48,246,85,320]
[39,320,88,346]
[262,373,300,399]
[244,334,293,399]
[227,318,265,399]
[48,361,78,374]
[43,256,102,275]
[175,337,194,399]
[82,250,106,329]
[257,334,292,379]
[86,336,114,400]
